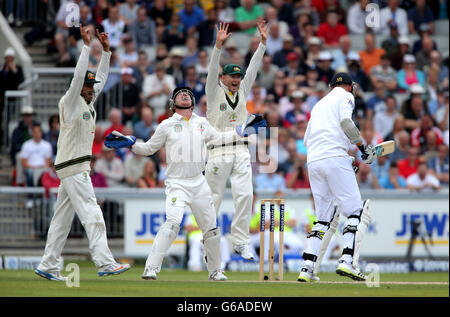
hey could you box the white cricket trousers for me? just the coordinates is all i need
[146,174,218,271]
[205,151,253,247]
[308,156,363,221]
[37,171,115,273]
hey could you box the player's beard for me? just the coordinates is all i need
[81,89,95,104]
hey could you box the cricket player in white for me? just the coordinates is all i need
[35,26,130,281]
[298,73,376,282]
[204,21,268,260]
[104,87,266,280]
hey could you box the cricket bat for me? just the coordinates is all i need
[373,140,395,158]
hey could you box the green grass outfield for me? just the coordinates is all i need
[0,261,448,297]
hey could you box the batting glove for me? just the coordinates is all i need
[236,114,267,137]
[104,130,136,149]
[359,144,376,164]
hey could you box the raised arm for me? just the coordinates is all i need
[241,21,268,97]
[63,25,91,122]
[206,22,232,97]
[131,122,168,156]
[93,29,111,100]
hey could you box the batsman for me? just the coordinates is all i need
[204,21,268,261]
[298,73,376,282]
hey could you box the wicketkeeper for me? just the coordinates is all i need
[104,87,266,281]
[298,72,376,282]
[36,26,130,281]
[204,21,268,261]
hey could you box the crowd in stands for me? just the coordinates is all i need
[1,0,449,194]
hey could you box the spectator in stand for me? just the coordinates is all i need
[119,37,139,68]
[182,36,199,69]
[88,40,103,69]
[265,5,289,37]
[401,86,427,132]
[132,51,153,92]
[179,66,205,103]
[360,118,383,149]
[150,43,171,70]
[434,91,449,132]
[195,95,208,117]
[266,22,284,56]
[359,32,386,75]
[119,0,139,27]
[246,83,265,114]
[254,160,286,192]
[142,62,175,118]
[162,13,186,50]
[425,66,443,116]
[427,144,449,186]
[271,0,294,25]
[379,161,407,189]
[316,51,335,84]
[130,6,157,49]
[410,114,444,153]
[178,0,206,35]
[408,0,435,35]
[381,22,401,60]
[1,47,25,133]
[406,159,440,192]
[40,160,61,198]
[316,10,347,49]
[148,0,173,42]
[304,36,322,68]
[378,0,409,36]
[429,51,449,91]
[92,125,104,158]
[415,35,436,71]
[44,114,60,158]
[285,158,310,189]
[272,33,295,68]
[104,108,124,138]
[347,0,369,35]
[258,54,279,91]
[90,158,108,188]
[101,5,127,49]
[397,54,426,92]
[370,154,391,185]
[282,52,306,85]
[411,24,438,56]
[134,106,158,142]
[374,95,399,140]
[10,106,39,166]
[268,127,291,174]
[195,49,209,83]
[124,150,150,187]
[92,0,109,25]
[267,70,287,103]
[120,67,140,125]
[356,163,379,189]
[215,0,235,23]
[20,124,53,187]
[284,90,306,127]
[331,35,353,71]
[299,65,320,97]
[398,146,421,178]
[54,0,83,65]
[67,6,98,61]
[195,8,218,48]
[288,10,310,49]
[137,159,159,188]
[391,35,412,71]
[370,54,398,92]
[95,147,125,187]
[389,129,410,162]
[157,101,173,124]
[167,47,185,86]
[235,0,264,35]
[346,52,371,92]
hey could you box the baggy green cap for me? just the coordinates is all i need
[222,64,245,78]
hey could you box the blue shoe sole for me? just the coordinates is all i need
[35,269,65,281]
[98,266,130,277]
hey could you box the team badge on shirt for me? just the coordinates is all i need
[229,113,237,122]
[82,111,90,121]
[171,197,177,205]
[198,123,205,132]
[219,103,227,111]
[174,124,182,132]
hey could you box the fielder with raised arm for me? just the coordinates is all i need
[298,73,376,282]
[104,87,266,281]
[204,21,268,260]
[35,26,130,281]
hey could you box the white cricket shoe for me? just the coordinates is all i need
[297,264,314,283]
[209,269,228,281]
[141,267,157,280]
[336,261,367,281]
[234,244,255,261]
[311,274,320,282]
[35,269,66,282]
[98,263,130,277]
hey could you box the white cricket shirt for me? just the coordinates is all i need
[304,87,355,164]
[131,112,240,178]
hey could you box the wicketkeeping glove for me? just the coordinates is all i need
[104,130,136,149]
[236,114,267,137]
[359,144,376,164]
